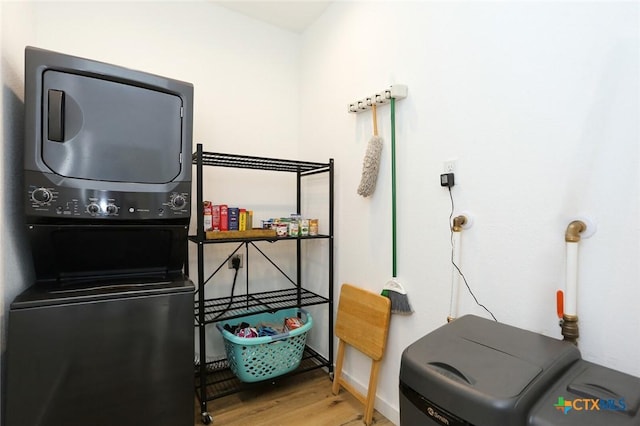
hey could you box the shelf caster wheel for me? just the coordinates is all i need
[201,412,213,425]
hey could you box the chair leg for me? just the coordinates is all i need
[332,339,346,395]
[363,360,382,426]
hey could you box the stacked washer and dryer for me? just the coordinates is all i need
[5,47,195,426]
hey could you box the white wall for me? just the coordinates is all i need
[300,2,639,424]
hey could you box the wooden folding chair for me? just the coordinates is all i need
[332,283,392,425]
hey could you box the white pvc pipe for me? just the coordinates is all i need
[449,231,462,319]
[565,242,579,316]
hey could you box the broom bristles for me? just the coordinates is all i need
[381,285,413,315]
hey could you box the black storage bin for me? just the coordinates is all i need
[399,315,581,426]
[527,360,640,426]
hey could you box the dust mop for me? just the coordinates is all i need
[381,97,413,315]
[357,104,383,197]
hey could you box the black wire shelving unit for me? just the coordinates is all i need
[187,144,334,425]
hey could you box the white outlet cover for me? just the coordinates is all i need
[444,159,457,173]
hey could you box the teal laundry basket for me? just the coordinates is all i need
[216,308,312,383]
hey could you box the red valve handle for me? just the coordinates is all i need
[556,290,564,319]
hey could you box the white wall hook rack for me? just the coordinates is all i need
[348,84,408,113]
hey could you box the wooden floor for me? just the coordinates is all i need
[193,369,394,425]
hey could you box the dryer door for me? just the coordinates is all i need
[41,70,184,184]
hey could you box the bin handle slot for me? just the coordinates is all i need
[567,382,621,401]
[428,362,475,385]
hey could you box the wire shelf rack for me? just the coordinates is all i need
[194,287,329,325]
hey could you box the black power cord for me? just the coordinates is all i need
[213,256,241,320]
[448,187,497,322]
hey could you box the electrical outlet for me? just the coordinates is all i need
[227,254,244,269]
[444,159,457,174]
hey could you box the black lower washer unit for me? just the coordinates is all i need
[5,276,194,426]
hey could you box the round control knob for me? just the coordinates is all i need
[106,204,118,215]
[32,188,52,204]
[87,203,100,215]
[171,195,186,209]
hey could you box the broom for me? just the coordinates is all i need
[357,103,383,197]
[381,97,413,314]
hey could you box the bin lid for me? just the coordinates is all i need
[400,315,580,426]
[528,360,640,425]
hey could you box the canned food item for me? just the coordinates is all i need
[309,219,319,236]
[203,201,213,231]
[300,219,309,236]
[276,223,288,237]
[288,221,299,237]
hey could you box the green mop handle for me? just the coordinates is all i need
[391,97,397,278]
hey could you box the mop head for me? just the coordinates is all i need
[381,279,413,315]
[357,135,383,197]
